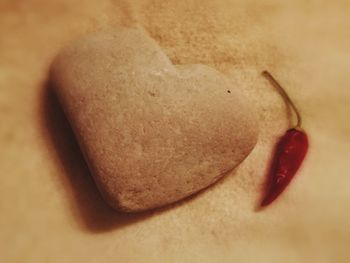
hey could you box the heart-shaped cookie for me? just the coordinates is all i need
[51,27,259,212]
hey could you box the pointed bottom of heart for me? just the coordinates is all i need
[98,163,249,213]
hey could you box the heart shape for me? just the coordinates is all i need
[51,27,259,212]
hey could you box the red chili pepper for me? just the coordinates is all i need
[261,71,309,207]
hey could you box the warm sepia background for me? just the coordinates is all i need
[1,0,349,262]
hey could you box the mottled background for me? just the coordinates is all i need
[1,0,349,262]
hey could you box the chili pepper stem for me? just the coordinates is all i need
[262,71,302,129]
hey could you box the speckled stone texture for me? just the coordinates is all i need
[51,28,258,212]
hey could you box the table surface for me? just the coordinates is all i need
[1,0,350,262]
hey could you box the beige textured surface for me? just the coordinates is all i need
[1,0,350,262]
[52,28,258,212]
